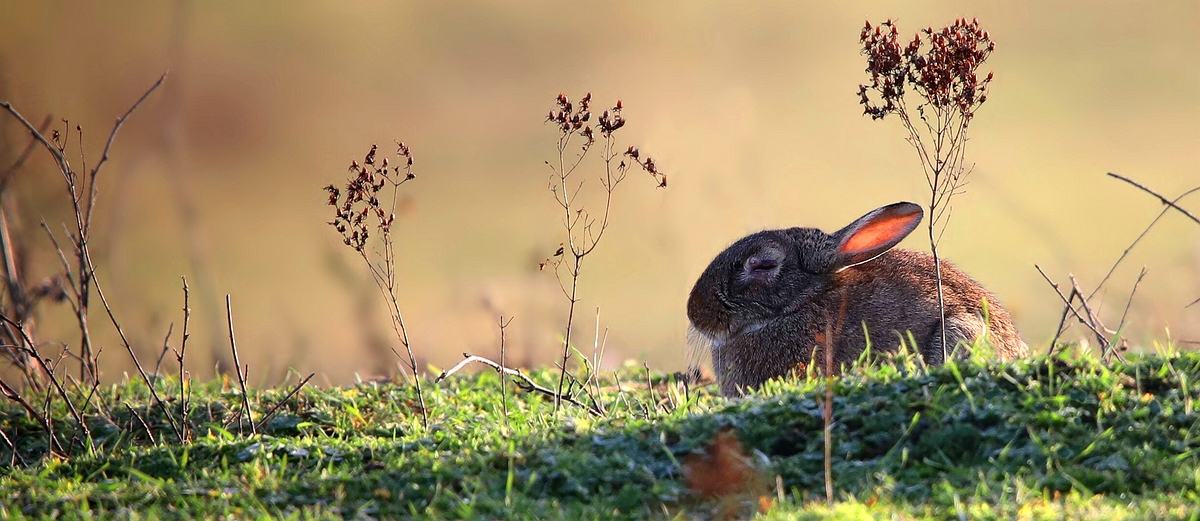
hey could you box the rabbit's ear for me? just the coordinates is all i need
[830,202,923,271]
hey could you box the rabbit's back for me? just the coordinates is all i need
[836,249,1027,362]
[711,248,1027,395]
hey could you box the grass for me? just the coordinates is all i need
[4,351,1200,519]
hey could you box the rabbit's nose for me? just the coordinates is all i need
[747,256,778,271]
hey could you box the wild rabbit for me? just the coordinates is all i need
[686,202,1028,396]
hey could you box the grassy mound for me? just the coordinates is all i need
[3,353,1200,519]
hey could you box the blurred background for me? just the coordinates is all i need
[1,1,1197,385]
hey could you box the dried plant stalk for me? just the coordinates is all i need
[326,142,428,428]
[859,19,995,361]
[540,93,664,414]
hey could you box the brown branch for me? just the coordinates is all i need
[225,295,255,434]
[124,403,155,443]
[83,246,182,441]
[80,71,168,379]
[1046,178,1200,346]
[0,311,86,439]
[497,315,512,429]
[0,375,64,455]
[1108,172,1200,227]
[176,277,191,440]
[0,115,54,382]
[154,322,174,375]
[0,100,69,175]
[65,375,104,448]
[643,361,657,417]
[1089,183,1200,301]
[0,114,53,192]
[89,71,168,192]
[435,353,603,417]
[1046,285,1078,357]
[1068,275,1112,360]
[0,424,24,467]
[1035,266,1109,355]
[3,71,167,384]
[1116,267,1148,339]
[254,372,314,432]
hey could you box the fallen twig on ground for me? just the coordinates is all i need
[435,353,603,417]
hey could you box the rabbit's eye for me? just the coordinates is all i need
[746,256,778,272]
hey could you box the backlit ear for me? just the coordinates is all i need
[831,202,923,271]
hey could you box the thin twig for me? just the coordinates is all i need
[39,219,79,306]
[1108,173,1200,227]
[2,71,167,384]
[1046,177,1200,346]
[1116,267,1148,338]
[497,315,512,430]
[544,99,657,414]
[0,100,69,175]
[0,115,54,381]
[79,72,168,380]
[0,312,86,443]
[154,323,174,375]
[254,372,315,432]
[1068,275,1111,359]
[0,375,61,454]
[435,353,603,417]
[590,326,610,415]
[331,147,429,429]
[83,246,181,441]
[125,403,155,443]
[0,114,53,192]
[1088,185,1200,300]
[176,277,191,440]
[225,295,255,434]
[89,71,169,191]
[1046,285,1078,357]
[643,361,657,418]
[1034,266,1109,354]
[0,425,24,467]
[64,374,102,453]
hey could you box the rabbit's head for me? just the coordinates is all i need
[686,202,924,343]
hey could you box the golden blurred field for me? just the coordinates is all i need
[2,1,1197,384]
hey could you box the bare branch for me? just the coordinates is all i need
[176,276,191,440]
[1068,275,1112,359]
[0,100,69,175]
[225,295,255,435]
[1108,172,1200,227]
[90,71,169,186]
[2,386,64,456]
[1035,266,1110,357]
[254,372,315,432]
[154,322,174,375]
[83,245,182,441]
[0,311,87,440]
[0,114,53,193]
[124,403,155,443]
[1090,183,1200,300]
[435,353,603,417]
[1047,284,1078,356]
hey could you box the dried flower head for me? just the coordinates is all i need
[623,145,666,188]
[326,142,416,252]
[859,18,994,121]
[546,92,595,148]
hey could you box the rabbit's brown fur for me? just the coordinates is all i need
[687,202,1028,396]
